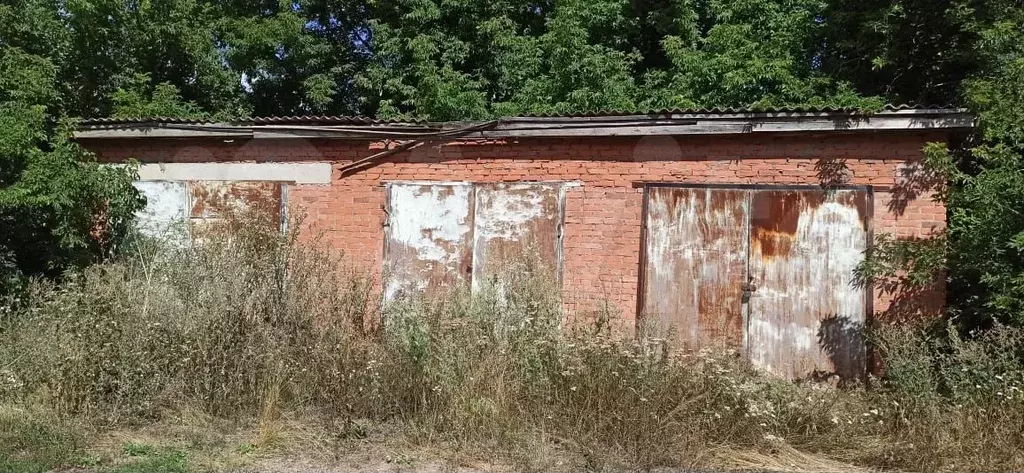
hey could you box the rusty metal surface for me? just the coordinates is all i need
[383,183,475,303]
[641,187,749,349]
[471,183,564,292]
[746,189,869,380]
[188,181,283,219]
[134,180,288,243]
[185,181,286,241]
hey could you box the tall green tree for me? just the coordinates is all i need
[0,1,143,297]
[818,0,981,106]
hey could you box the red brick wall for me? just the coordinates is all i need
[83,131,948,324]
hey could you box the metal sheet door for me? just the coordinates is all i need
[746,189,869,380]
[471,183,565,293]
[641,187,749,349]
[186,181,287,239]
[383,183,475,303]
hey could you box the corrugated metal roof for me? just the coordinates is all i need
[518,103,957,117]
[78,115,425,126]
[78,104,960,126]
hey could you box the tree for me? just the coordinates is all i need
[0,2,143,297]
[939,1,1024,329]
[638,0,882,110]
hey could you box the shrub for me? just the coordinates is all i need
[3,214,1024,471]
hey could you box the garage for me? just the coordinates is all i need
[639,184,871,379]
[78,108,967,380]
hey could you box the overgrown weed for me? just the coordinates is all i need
[1,212,1023,471]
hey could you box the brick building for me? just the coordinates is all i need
[76,106,971,379]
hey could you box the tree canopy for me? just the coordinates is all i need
[2,0,1024,328]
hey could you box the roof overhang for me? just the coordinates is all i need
[73,108,974,141]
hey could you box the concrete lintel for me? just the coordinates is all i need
[134,162,332,184]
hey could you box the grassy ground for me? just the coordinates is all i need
[0,403,877,473]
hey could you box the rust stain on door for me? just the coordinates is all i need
[188,181,283,219]
[186,181,286,238]
[383,183,475,303]
[747,190,869,380]
[471,183,564,292]
[641,187,748,349]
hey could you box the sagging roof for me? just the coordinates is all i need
[74,105,973,140]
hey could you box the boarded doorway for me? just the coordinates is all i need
[639,184,871,380]
[383,182,568,303]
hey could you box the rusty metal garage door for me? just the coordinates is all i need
[640,185,870,380]
[383,183,476,302]
[383,182,567,303]
[641,187,749,349]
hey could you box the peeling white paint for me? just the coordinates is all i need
[391,185,473,263]
[642,187,869,378]
[382,181,568,303]
[383,183,474,302]
[471,183,563,294]
[473,184,547,240]
[133,180,188,242]
[643,188,748,346]
[747,192,868,379]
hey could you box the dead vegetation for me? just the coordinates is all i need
[1,212,1023,473]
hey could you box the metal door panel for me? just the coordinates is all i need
[187,181,286,239]
[747,190,869,380]
[134,181,188,241]
[383,183,475,303]
[471,183,564,292]
[641,187,749,349]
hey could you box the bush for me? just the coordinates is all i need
[0,210,374,421]
[868,321,1024,470]
[2,214,1024,471]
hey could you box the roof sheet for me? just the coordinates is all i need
[78,104,960,126]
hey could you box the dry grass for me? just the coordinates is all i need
[1,211,1023,472]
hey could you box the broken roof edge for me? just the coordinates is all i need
[73,107,973,140]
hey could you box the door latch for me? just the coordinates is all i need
[741,277,758,303]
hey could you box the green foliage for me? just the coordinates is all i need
[0,30,144,297]
[933,3,1024,329]
[111,74,208,120]
[817,0,981,106]
[112,445,189,473]
[639,0,884,110]
[358,0,886,119]
[2,0,1024,335]
[4,221,1024,471]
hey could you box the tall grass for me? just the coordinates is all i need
[1,212,1023,471]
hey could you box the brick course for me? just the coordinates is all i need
[84,131,948,324]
